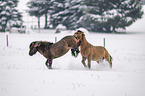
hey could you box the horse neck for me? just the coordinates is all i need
[37,44,49,54]
[37,46,44,55]
[81,36,89,47]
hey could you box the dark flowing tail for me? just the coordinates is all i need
[109,55,113,68]
[110,55,112,62]
[71,48,80,58]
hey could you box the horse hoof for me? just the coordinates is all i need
[48,67,53,69]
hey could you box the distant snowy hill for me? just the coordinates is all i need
[126,5,145,33]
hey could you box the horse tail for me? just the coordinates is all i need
[109,55,113,68]
[110,55,112,62]
[104,48,112,68]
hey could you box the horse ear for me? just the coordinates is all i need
[34,42,41,47]
[30,41,36,48]
[30,42,34,47]
[82,33,85,36]
[49,42,53,45]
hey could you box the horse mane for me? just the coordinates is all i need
[38,42,53,49]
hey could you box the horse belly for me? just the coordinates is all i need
[91,50,104,61]
[91,57,101,61]
[55,47,69,58]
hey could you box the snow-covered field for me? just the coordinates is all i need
[0,31,145,96]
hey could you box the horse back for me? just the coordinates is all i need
[50,41,70,58]
[62,36,78,48]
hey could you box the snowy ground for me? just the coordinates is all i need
[0,31,145,96]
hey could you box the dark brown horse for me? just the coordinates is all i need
[29,35,80,69]
[74,30,112,69]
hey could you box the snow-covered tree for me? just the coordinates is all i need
[49,0,66,28]
[27,0,52,28]
[0,0,23,32]
[27,0,143,32]
[79,0,144,32]
[50,0,85,29]
[62,0,84,29]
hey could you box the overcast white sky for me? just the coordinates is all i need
[17,0,29,12]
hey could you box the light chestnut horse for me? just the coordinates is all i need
[29,36,80,69]
[74,30,112,69]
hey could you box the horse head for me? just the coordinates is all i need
[29,41,40,56]
[29,41,53,56]
[74,30,85,42]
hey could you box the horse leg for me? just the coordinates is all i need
[75,47,80,57]
[48,59,53,69]
[71,49,76,57]
[88,58,91,69]
[87,55,92,69]
[71,48,80,57]
[45,60,49,68]
[45,59,53,69]
[82,56,87,67]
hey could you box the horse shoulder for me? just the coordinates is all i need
[80,45,92,58]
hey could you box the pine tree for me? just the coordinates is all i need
[78,0,101,31]
[62,0,84,29]
[49,0,85,29]
[49,0,66,28]
[0,0,23,32]
[26,0,143,32]
[79,0,143,32]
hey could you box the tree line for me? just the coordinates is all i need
[27,0,144,32]
[0,0,144,32]
[0,0,22,32]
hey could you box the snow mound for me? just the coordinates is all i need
[56,24,66,30]
[55,24,67,33]
[26,28,35,34]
